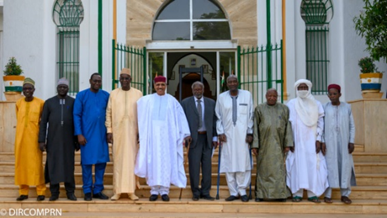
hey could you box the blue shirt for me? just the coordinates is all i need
[73,89,110,165]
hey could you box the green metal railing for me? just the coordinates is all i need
[306,26,329,94]
[112,40,147,94]
[237,41,283,106]
[57,30,80,95]
[53,0,84,96]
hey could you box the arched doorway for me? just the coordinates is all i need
[175,73,212,101]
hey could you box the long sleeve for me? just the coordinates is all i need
[105,95,113,133]
[316,102,324,141]
[73,92,83,136]
[247,92,254,134]
[38,101,49,143]
[252,107,260,149]
[284,106,294,148]
[348,104,356,143]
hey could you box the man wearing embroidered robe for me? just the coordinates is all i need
[286,79,328,203]
[14,78,46,201]
[322,84,356,204]
[106,68,143,201]
[135,76,190,202]
[252,88,293,202]
[215,75,254,202]
[38,78,78,201]
[74,73,110,201]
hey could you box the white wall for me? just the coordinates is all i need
[2,0,56,101]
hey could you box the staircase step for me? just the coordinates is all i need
[2,184,387,200]
[0,152,114,162]
[354,163,387,174]
[2,172,386,187]
[0,198,386,215]
[353,153,387,162]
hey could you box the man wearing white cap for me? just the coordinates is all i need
[286,79,328,203]
[38,78,78,201]
[106,68,143,201]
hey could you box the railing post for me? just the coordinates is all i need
[112,39,116,90]
[143,47,147,94]
[267,0,272,89]
[237,46,241,89]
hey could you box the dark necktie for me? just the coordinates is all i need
[197,99,202,128]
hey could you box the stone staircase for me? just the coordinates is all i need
[0,145,387,217]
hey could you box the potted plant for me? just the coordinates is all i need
[3,57,25,101]
[358,57,383,96]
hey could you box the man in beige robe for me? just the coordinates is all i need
[105,68,143,200]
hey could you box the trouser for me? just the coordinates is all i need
[189,133,212,197]
[294,189,320,198]
[150,186,169,195]
[50,181,76,196]
[324,187,351,198]
[225,171,251,196]
[82,163,106,194]
[19,184,46,196]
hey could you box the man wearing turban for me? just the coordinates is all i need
[105,68,143,201]
[135,76,190,201]
[286,79,328,203]
[38,78,78,201]
[14,78,46,201]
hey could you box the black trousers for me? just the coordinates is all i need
[50,181,75,195]
[188,134,212,197]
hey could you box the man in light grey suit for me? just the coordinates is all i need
[181,81,218,201]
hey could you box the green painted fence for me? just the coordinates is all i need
[237,41,283,106]
[112,40,147,94]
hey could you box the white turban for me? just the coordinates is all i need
[294,79,318,127]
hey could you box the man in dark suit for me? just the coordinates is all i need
[181,81,218,201]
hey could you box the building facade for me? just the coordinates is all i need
[0,0,386,103]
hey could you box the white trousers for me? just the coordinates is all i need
[150,186,169,195]
[225,171,251,196]
[294,189,320,198]
[324,187,351,198]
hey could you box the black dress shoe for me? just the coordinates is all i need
[192,196,199,201]
[149,194,158,201]
[16,195,28,201]
[225,195,238,201]
[255,198,263,202]
[37,195,45,201]
[161,194,170,202]
[241,195,249,202]
[49,195,59,201]
[201,195,215,201]
[84,193,92,201]
[67,193,77,201]
[93,192,108,200]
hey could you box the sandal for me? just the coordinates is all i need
[292,196,302,202]
[341,196,352,204]
[307,196,321,203]
[324,197,333,203]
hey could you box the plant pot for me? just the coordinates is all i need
[3,91,23,101]
[3,75,25,92]
[359,73,383,93]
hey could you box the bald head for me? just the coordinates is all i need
[265,88,278,106]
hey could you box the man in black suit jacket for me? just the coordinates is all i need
[181,81,218,201]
